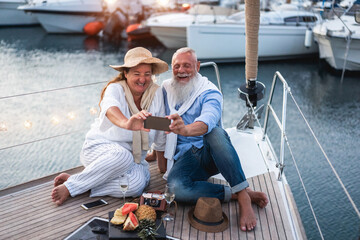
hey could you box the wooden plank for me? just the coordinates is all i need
[180,203,191,240]
[264,172,287,240]
[249,176,263,240]
[252,175,269,240]
[259,172,279,240]
[268,172,297,240]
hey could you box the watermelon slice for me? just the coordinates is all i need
[123,212,139,231]
[122,202,139,215]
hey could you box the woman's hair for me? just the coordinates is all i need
[98,68,128,110]
[98,63,156,111]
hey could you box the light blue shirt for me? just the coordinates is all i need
[163,89,222,160]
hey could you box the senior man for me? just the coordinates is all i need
[162,47,268,231]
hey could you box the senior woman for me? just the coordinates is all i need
[51,47,168,206]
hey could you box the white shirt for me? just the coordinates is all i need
[85,83,166,157]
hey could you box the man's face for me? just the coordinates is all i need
[172,52,199,85]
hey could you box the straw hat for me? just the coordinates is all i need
[109,47,168,75]
[188,197,229,233]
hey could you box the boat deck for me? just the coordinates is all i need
[0,160,299,240]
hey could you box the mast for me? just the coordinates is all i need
[238,0,265,129]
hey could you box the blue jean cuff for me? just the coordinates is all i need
[231,180,249,194]
[223,185,232,202]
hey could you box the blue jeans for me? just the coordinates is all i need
[167,127,249,204]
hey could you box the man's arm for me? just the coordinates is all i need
[167,113,208,136]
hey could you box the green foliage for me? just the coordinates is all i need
[137,219,158,240]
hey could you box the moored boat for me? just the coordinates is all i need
[145,3,239,49]
[17,0,104,33]
[0,0,38,26]
[313,1,360,71]
[187,7,321,61]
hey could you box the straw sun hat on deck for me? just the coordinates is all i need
[188,197,229,233]
[109,47,168,75]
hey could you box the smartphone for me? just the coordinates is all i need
[144,116,171,131]
[81,199,108,210]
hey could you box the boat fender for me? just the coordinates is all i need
[83,21,104,36]
[304,28,312,48]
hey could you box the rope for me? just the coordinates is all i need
[283,134,325,239]
[340,33,352,83]
[245,0,260,81]
[288,90,360,219]
[0,81,107,100]
[0,129,86,151]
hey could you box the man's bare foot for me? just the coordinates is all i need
[51,184,70,206]
[237,190,257,231]
[54,173,70,187]
[145,151,156,162]
[246,188,268,208]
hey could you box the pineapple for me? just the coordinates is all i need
[135,205,158,240]
[135,204,157,222]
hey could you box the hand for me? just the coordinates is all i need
[167,113,188,136]
[126,110,151,131]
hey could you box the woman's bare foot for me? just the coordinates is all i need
[54,173,71,187]
[237,190,257,231]
[145,150,156,162]
[246,188,268,208]
[51,184,70,206]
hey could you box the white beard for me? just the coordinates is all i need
[170,74,197,106]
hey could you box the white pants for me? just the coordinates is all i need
[64,139,150,198]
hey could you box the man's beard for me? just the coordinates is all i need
[170,73,197,105]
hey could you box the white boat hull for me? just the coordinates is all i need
[17,0,103,33]
[150,26,186,49]
[32,12,100,33]
[0,1,38,26]
[313,15,360,71]
[187,23,318,61]
[314,33,360,71]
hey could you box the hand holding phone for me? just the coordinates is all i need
[144,116,171,131]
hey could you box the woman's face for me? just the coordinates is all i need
[124,64,152,96]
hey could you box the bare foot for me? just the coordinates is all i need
[145,151,156,162]
[54,173,70,187]
[51,184,70,206]
[246,188,268,208]
[237,190,257,231]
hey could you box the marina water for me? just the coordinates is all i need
[0,26,359,239]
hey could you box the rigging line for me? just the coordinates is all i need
[284,134,325,240]
[0,81,108,100]
[288,91,360,219]
[0,129,87,151]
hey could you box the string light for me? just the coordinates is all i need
[24,120,33,129]
[51,116,60,125]
[89,107,98,115]
[0,107,98,132]
[67,112,76,120]
[0,122,7,131]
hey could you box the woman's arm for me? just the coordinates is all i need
[106,106,151,131]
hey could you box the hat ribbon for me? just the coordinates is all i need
[192,215,224,226]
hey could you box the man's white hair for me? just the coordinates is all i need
[171,47,198,65]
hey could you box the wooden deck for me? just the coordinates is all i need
[0,161,298,239]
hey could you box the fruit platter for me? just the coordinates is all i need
[108,202,166,240]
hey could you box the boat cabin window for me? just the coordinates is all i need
[345,3,360,16]
[284,16,318,23]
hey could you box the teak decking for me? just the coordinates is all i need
[0,161,298,239]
